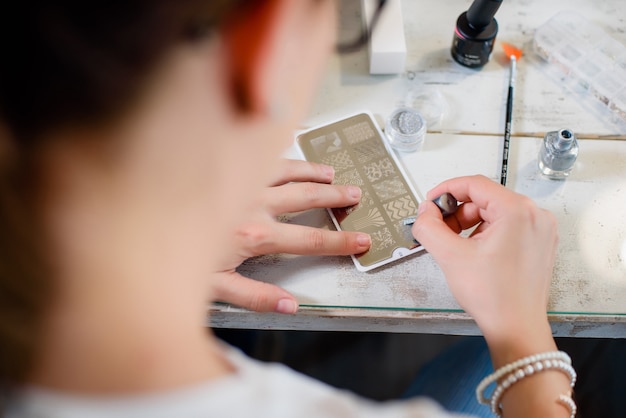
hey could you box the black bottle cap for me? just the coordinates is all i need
[450,7,499,68]
[467,0,503,30]
[455,12,498,42]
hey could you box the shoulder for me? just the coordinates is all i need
[6,344,468,418]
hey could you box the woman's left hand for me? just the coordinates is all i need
[212,159,370,314]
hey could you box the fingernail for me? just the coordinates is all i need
[417,202,427,214]
[276,298,298,314]
[356,233,371,247]
[348,186,361,200]
[322,165,334,180]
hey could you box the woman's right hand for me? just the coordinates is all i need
[212,159,370,315]
[412,175,559,363]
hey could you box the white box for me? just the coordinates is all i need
[362,0,407,74]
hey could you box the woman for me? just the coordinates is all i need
[0,0,574,417]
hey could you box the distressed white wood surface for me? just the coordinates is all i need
[306,0,626,137]
[211,0,626,336]
[232,135,626,313]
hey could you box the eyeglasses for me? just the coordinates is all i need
[336,0,387,54]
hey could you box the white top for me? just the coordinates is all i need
[6,345,469,418]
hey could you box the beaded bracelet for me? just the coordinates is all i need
[489,358,577,416]
[557,392,577,418]
[475,350,572,404]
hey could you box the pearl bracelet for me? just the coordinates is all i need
[489,358,577,416]
[476,350,572,404]
[557,392,577,418]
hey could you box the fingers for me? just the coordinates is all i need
[412,201,467,260]
[426,175,518,224]
[273,223,371,255]
[414,175,560,346]
[426,175,498,204]
[212,271,299,314]
[268,159,334,186]
[262,182,361,215]
[240,221,371,256]
[443,201,483,233]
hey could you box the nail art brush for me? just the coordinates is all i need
[500,42,523,186]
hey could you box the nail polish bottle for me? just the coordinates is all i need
[451,0,503,68]
[538,129,579,179]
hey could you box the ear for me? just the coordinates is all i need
[220,0,284,113]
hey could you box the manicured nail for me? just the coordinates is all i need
[348,186,362,200]
[276,298,298,314]
[356,233,371,247]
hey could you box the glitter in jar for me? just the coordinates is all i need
[391,110,424,134]
[385,107,426,152]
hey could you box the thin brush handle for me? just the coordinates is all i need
[500,55,516,186]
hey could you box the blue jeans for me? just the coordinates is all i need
[402,336,493,417]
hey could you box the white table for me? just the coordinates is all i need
[210,0,626,337]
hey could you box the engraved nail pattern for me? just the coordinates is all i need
[342,121,375,145]
[373,178,407,201]
[364,158,395,182]
[370,228,394,250]
[310,132,342,155]
[353,140,386,163]
[351,208,386,230]
[322,150,353,171]
[383,196,418,221]
[334,168,364,187]
[297,114,420,268]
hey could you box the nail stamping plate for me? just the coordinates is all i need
[296,112,423,272]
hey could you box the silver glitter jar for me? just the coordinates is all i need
[385,107,427,152]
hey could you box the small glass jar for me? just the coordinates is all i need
[538,129,579,179]
[385,107,427,152]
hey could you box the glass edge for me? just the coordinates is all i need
[211,302,626,317]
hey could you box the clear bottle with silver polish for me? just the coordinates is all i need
[538,129,579,179]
